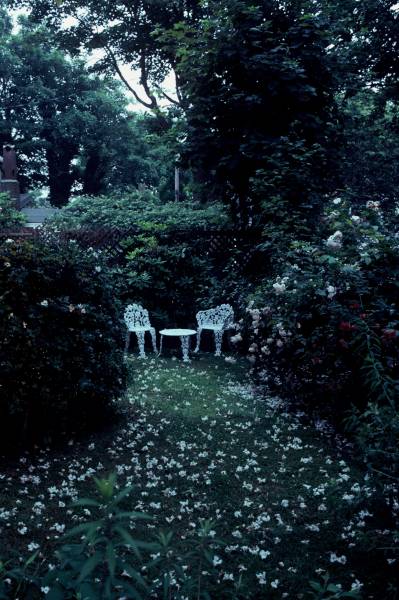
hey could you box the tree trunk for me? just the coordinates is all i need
[82,151,107,195]
[46,144,78,207]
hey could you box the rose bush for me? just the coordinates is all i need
[240,196,399,477]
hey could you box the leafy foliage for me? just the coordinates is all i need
[50,189,228,230]
[10,0,203,112]
[0,14,167,205]
[0,193,26,230]
[0,475,228,599]
[43,473,154,599]
[0,236,126,452]
[307,573,361,599]
[0,1,398,592]
[47,191,246,330]
[337,89,399,208]
[167,0,338,224]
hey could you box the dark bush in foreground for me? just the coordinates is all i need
[0,236,126,451]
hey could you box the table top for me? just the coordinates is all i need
[160,328,197,336]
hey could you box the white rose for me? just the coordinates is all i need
[273,282,286,294]
[326,285,336,299]
[326,230,343,250]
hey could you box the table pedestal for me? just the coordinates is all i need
[180,335,191,362]
[159,328,197,362]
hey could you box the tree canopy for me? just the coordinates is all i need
[4,0,399,218]
[0,12,176,205]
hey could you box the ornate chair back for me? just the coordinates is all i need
[196,304,234,330]
[124,304,151,331]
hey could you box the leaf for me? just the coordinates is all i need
[114,511,152,521]
[63,521,102,540]
[46,585,66,600]
[113,526,142,559]
[77,552,103,583]
[112,486,135,505]
[25,550,39,567]
[119,580,145,600]
[94,473,117,500]
[119,562,148,590]
[79,582,100,599]
[71,498,101,509]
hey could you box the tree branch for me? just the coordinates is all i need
[154,83,181,106]
[104,45,156,110]
[138,51,159,110]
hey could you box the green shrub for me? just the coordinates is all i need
[0,236,126,452]
[0,192,26,230]
[307,573,361,599]
[50,189,229,230]
[47,191,248,332]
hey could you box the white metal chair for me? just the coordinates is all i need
[124,304,157,358]
[194,304,234,356]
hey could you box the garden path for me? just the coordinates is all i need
[0,357,388,597]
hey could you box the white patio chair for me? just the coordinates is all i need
[124,304,157,358]
[194,304,234,357]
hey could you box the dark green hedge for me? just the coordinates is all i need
[0,236,126,452]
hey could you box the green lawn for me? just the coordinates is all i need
[0,355,396,598]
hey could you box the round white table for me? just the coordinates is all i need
[159,328,197,362]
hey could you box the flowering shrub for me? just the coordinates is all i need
[242,197,399,475]
[0,236,126,452]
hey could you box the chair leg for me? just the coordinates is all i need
[214,330,223,357]
[194,328,202,353]
[124,331,131,354]
[150,328,157,353]
[135,331,146,358]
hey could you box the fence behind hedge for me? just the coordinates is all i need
[0,225,265,276]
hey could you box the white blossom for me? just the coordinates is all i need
[273,282,286,294]
[326,230,343,250]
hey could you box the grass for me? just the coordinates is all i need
[0,354,397,598]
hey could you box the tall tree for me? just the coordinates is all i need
[10,0,398,219]
[0,14,158,205]
[167,0,339,224]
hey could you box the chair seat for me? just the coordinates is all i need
[127,326,153,332]
[201,324,224,331]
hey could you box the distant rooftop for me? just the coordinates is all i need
[21,207,58,228]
